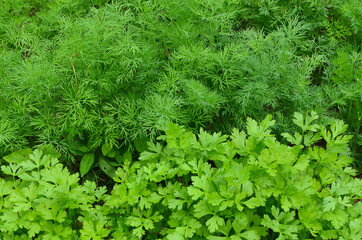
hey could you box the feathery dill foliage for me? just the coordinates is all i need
[0,0,361,164]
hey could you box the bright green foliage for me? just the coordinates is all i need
[105,115,362,240]
[1,114,361,239]
[0,0,360,168]
[0,148,109,239]
[104,114,359,239]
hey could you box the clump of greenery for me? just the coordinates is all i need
[1,114,361,239]
[0,0,361,166]
[0,148,109,239]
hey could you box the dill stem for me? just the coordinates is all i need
[70,53,78,96]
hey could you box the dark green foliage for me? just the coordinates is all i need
[0,0,361,167]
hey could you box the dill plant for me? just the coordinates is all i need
[0,0,361,169]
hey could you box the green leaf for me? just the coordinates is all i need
[293,111,319,133]
[80,153,95,177]
[261,206,300,238]
[69,142,89,155]
[196,128,228,151]
[281,132,302,146]
[80,220,110,239]
[107,148,117,158]
[133,226,145,238]
[325,208,349,229]
[330,120,348,139]
[27,222,41,238]
[323,196,338,212]
[231,129,247,155]
[101,143,112,156]
[194,200,213,218]
[116,150,132,164]
[126,216,142,227]
[320,230,338,239]
[243,195,265,209]
[168,199,185,210]
[167,232,185,240]
[206,216,225,233]
[3,148,32,164]
[143,218,154,230]
[347,219,362,240]
[134,135,148,153]
[1,164,24,177]
[38,144,61,159]
[232,213,248,234]
[246,115,275,139]
[0,179,12,197]
[240,230,260,240]
[99,156,115,178]
[188,186,204,200]
[303,132,321,146]
[293,154,310,171]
